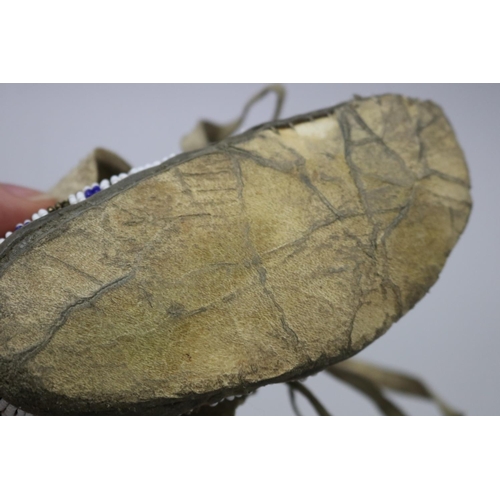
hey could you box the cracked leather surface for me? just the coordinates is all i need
[0,94,472,415]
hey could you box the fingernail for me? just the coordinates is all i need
[0,183,54,201]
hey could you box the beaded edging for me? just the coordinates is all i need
[0,153,177,246]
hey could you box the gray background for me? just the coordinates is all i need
[0,84,498,415]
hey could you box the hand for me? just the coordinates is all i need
[0,184,56,236]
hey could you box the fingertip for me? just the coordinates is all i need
[0,183,56,237]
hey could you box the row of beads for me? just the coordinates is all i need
[0,398,32,416]
[0,154,175,246]
[0,392,248,416]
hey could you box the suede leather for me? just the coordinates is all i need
[0,94,471,415]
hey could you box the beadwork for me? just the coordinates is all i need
[0,154,176,246]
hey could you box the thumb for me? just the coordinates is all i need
[0,184,56,237]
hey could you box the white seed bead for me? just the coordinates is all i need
[24,219,31,224]
[0,238,4,244]
[32,212,40,220]
[76,191,85,202]
[100,179,110,189]
[5,231,12,238]
[3,404,17,416]
[68,194,77,205]
[110,175,119,184]
[38,209,48,217]
[118,173,128,180]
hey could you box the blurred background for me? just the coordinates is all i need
[0,83,498,415]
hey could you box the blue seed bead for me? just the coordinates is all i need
[92,186,101,194]
[84,188,94,198]
[15,224,23,230]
